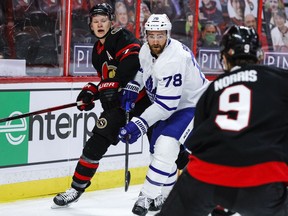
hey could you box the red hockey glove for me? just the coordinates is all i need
[77,82,99,111]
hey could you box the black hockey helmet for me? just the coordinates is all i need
[89,3,115,21]
[220,25,263,62]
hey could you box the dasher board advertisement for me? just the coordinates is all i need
[0,83,149,171]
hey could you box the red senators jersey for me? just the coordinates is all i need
[185,64,288,187]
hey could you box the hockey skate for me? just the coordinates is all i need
[132,193,164,216]
[132,192,153,216]
[51,188,83,208]
[148,195,165,211]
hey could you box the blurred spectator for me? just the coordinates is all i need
[219,0,229,20]
[246,0,258,17]
[227,0,250,26]
[170,0,182,18]
[124,0,136,22]
[264,0,285,30]
[244,13,256,28]
[170,14,192,48]
[188,0,196,14]
[151,0,176,20]
[181,0,192,17]
[199,0,224,26]
[140,2,151,24]
[114,1,134,33]
[271,9,288,51]
[185,12,195,49]
[197,22,220,49]
[185,12,194,38]
[139,2,151,42]
[244,13,270,51]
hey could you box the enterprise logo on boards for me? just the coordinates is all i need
[0,111,27,145]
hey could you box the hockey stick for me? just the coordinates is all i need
[124,108,131,192]
[0,101,85,123]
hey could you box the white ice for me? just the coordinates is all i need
[0,184,241,216]
[0,185,156,216]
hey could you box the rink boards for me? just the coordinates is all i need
[0,82,150,202]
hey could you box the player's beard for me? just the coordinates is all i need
[149,43,165,56]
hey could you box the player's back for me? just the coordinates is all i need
[188,64,288,166]
[185,64,288,187]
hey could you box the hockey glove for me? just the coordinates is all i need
[98,79,120,111]
[121,81,140,111]
[119,117,148,144]
[77,82,99,111]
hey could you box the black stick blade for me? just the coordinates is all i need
[125,170,131,192]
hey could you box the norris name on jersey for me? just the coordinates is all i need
[214,69,258,91]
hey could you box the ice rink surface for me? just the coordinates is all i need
[0,185,156,216]
[0,184,241,216]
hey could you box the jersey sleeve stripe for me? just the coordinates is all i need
[116,43,140,58]
[119,51,139,61]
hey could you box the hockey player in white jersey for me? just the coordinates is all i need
[118,14,210,216]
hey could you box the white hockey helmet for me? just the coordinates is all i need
[145,14,172,35]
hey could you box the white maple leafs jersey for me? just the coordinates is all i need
[134,38,211,127]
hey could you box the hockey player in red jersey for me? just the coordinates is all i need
[52,3,150,207]
[156,25,288,216]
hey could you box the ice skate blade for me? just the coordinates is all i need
[50,203,70,209]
